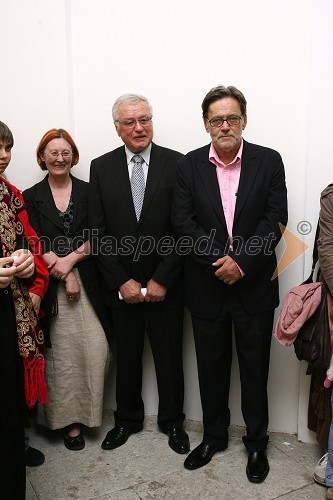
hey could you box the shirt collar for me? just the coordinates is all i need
[209,139,243,169]
[125,143,152,166]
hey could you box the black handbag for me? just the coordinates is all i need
[293,222,331,370]
[293,283,331,369]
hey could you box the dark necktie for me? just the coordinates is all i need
[131,155,145,221]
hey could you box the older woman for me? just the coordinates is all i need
[23,129,112,450]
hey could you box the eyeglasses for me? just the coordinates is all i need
[207,115,243,128]
[45,151,73,159]
[114,117,152,128]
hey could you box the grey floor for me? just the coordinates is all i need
[26,411,327,499]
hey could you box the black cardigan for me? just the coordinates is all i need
[23,174,113,344]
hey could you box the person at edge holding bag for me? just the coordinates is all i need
[23,128,112,451]
[317,184,333,500]
[0,121,48,499]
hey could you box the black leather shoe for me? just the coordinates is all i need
[167,427,190,454]
[101,426,142,450]
[64,432,85,451]
[246,451,270,483]
[184,441,227,470]
[25,446,45,467]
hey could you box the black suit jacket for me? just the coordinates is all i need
[23,175,113,340]
[172,140,288,319]
[88,142,184,309]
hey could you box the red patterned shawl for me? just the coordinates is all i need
[0,178,47,408]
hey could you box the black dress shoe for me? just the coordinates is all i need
[246,451,270,483]
[25,446,45,467]
[167,427,190,454]
[101,426,142,450]
[184,441,227,470]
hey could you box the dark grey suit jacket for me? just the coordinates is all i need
[88,142,184,309]
[172,140,288,319]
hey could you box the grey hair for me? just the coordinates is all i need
[112,94,153,122]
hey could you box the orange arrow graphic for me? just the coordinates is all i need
[272,224,309,280]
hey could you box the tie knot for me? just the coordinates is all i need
[132,155,144,165]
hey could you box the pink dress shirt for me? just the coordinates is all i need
[209,140,243,240]
[209,140,244,276]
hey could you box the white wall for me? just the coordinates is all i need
[2,0,333,441]
[298,0,333,443]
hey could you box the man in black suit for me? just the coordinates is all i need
[172,85,288,482]
[88,94,189,454]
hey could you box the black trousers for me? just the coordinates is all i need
[191,288,274,452]
[112,304,185,431]
[0,289,26,499]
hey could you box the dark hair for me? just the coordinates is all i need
[36,128,79,171]
[0,121,14,148]
[201,85,247,118]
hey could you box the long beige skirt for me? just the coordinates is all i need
[38,270,110,430]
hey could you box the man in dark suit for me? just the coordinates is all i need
[88,94,189,454]
[172,85,288,482]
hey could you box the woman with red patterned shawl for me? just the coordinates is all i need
[0,121,47,499]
